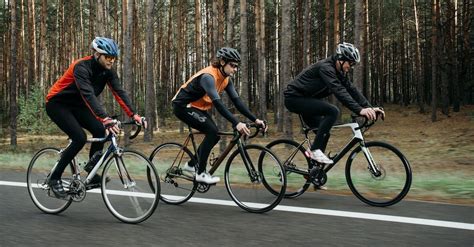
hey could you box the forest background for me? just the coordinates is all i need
[0,0,472,203]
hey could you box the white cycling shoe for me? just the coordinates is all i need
[195,172,220,184]
[310,149,334,164]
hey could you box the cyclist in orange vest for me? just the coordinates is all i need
[172,47,267,184]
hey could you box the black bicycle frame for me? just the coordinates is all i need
[300,124,365,173]
[185,127,256,179]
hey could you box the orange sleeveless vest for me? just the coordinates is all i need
[176,66,229,111]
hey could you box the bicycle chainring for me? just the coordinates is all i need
[309,165,327,186]
[68,179,86,202]
[196,183,211,193]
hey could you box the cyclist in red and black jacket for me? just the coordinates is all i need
[45,37,147,198]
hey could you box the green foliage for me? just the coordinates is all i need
[18,87,59,134]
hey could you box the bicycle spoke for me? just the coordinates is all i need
[27,148,73,214]
[346,141,412,207]
[225,144,286,213]
[149,143,196,205]
[266,139,311,198]
[102,150,160,223]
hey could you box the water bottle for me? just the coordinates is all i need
[84,151,102,173]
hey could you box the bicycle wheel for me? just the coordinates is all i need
[225,144,286,213]
[102,150,160,224]
[266,139,311,198]
[149,143,196,205]
[346,141,412,207]
[26,148,74,214]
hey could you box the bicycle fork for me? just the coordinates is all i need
[237,142,261,184]
[114,151,136,189]
[360,144,382,177]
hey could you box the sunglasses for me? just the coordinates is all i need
[102,54,117,62]
[228,62,239,69]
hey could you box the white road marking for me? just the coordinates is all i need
[4,180,473,231]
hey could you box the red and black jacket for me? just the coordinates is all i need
[46,55,135,121]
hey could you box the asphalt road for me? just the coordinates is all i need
[0,171,472,247]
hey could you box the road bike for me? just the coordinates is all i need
[27,119,160,223]
[266,112,412,207]
[149,123,286,213]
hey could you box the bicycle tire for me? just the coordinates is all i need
[345,141,412,207]
[149,142,197,205]
[225,144,286,213]
[266,139,311,198]
[102,150,160,224]
[26,147,74,214]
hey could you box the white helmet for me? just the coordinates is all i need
[336,42,360,63]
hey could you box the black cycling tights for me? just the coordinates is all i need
[173,104,220,174]
[284,97,339,152]
[46,101,106,180]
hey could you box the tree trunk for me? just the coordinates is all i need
[324,0,330,58]
[431,0,439,122]
[159,3,173,130]
[195,0,202,69]
[341,0,347,41]
[353,0,364,91]
[302,0,310,67]
[89,0,95,42]
[295,0,303,73]
[123,0,134,144]
[256,0,267,120]
[275,0,281,129]
[144,0,155,142]
[239,0,249,103]
[38,0,47,90]
[459,0,471,105]
[226,0,235,46]
[449,0,460,112]
[10,0,18,147]
[79,0,84,54]
[413,0,425,112]
[400,0,408,106]
[281,0,292,138]
[334,0,340,47]
[96,0,105,36]
[363,0,369,98]
[18,0,24,97]
[175,0,183,91]
[217,0,224,47]
[27,0,36,94]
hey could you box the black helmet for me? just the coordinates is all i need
[336,42,360,63]
[216,47,241,63]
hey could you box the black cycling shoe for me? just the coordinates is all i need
[86,174,110,190]
[48,179,68,199]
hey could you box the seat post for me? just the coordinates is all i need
[298,115,308,131]
[298,114,313,139]
[187,124,199,163]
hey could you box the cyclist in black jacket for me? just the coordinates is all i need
[284,42,384,165]
[45,37,147,198]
